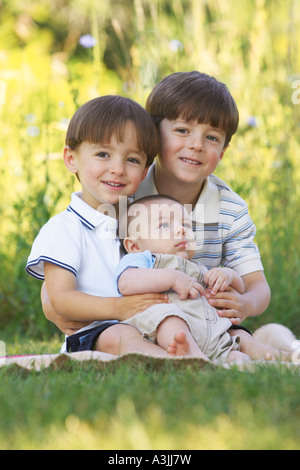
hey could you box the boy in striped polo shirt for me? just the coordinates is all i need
[135,71,271,331]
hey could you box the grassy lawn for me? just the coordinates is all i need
[0,337,299,450]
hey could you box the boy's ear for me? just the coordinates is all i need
[63,146,78,174]
[220,144,229,161]
[141,166,149,182]
[123,237,142,254]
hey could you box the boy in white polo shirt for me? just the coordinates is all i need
[27,95,173,355]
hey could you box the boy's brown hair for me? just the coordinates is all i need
[146,71,239,147]
[66,95,159,167]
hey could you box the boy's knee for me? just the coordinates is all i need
[96,324,121,354]
[96,323,139,355]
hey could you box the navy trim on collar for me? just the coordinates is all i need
[67,192,118,231]
[67,205,95,230]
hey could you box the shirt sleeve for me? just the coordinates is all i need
[26,211,82,280]
[114,250,155,293]
[221,204,263,277]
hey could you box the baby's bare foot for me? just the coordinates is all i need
[167,331,193,357]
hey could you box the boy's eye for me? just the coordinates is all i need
[176,128,189,134]
[97,151,110,158]
[127,157,141,164]
[206,135,219,142]
[159,222,169,229]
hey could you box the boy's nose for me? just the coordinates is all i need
[189,134,203,151]
[110,160,125,175]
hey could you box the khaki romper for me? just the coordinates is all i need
[122,253,240,363]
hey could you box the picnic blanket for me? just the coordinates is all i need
[0,350,298,372]
[0,350,214,372]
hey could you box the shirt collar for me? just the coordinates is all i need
[67,192,118,231]
[134,163,219,223]
[192,177,220,224]
[134,163,158,199]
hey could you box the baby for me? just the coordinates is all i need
[116,195,291,364]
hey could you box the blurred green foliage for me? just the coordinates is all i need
[0,0,299,337]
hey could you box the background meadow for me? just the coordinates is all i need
[0,0,300,340]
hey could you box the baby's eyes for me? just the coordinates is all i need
[159,222,169,229]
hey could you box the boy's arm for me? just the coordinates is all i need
[118,267,204,300]
[44,262,120,321]
[44,262,169,323]
[212,189,269,322]
[41,282,92,335]
[241,271,271,317]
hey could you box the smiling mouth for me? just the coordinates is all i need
[180,157,202,165]
[102,181,125,188]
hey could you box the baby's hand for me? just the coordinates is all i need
[204,268,234,295]
[172,271,205,300]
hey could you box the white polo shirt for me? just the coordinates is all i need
[26,192,121,297]
[134,163,263,277]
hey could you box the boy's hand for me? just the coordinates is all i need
[205,271,271,325]
[205,287,246,325]
[118,293,170,320]
[204,267,234,295]
[172,271,205,300]
[52,318,92,336]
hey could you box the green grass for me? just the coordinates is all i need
[0,338,300,450]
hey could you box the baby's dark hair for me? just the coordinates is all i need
[146,71,239,147]
[129,194,181,208]
[66,95,159,167]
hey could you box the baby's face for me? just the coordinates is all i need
[128,199,196,259]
